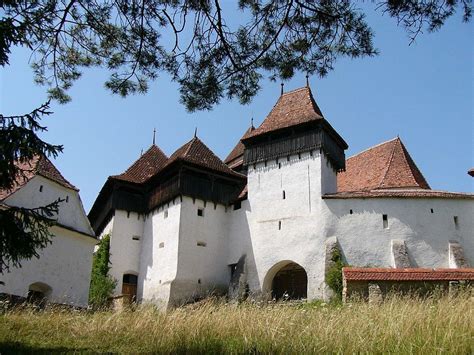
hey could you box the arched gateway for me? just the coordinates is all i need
[263,261,308,300]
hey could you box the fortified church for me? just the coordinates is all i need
[89,86,473,308]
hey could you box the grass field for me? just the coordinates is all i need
[0,291,472,354]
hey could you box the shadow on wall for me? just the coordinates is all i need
[227,199,261,301]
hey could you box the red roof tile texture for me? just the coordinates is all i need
[323,189,474,199]
[113,145,168,184]
[0,155,77,201]
[167,137,245,178]
[343,267,474,281]
[244,87,324,139]
[338,137,430,192]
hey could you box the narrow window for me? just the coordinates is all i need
[382,214,388,229]
[197,208,204,217]
[39,185,43,192]
[159,242,164,248]
[65,196,69,203]
[430,208,434,214]
[127,211,130,218]
[350,209,353,215]
[233,201,241,210]
[197,241,207,247]
[278,221,282,230]
[229,264,237,278]
[132,235,140,241]
[198,279,201,284]
[454,216,459,230]
[278,163,282,169]
[164,210,169,219]
[282,190,286,200]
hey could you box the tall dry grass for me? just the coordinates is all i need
[0,291,473,353]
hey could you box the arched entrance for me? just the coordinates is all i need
[263,261,308,300]
[27,282,52,305]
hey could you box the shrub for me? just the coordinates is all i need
[89,234,116,308]
[325,248,347,298]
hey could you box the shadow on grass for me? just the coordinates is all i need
[0,342,93,354]
[0,339,263,354]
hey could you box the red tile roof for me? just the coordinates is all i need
[323,189,474,200]
[0,155,77,201]
[113,145,168,184]
[225,126,255,165]
[244,86,324,139]
[338,137,430,192]
[343,267,474,281]
[166,137,245,178]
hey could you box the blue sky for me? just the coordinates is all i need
[1,4,473,212]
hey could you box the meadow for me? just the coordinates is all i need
[0,291,472,354]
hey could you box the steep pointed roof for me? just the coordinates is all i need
[224,126,255,168]
[337,137,430,192]
[244,86,324,139]
[113,144,168,184]
[0,155,77,201]
[166,137,244,177]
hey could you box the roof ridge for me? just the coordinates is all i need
[379,138,398,188]
[183,137,196,157]
[281,86,309,96]
[120,144,167,175]
[346,137,399,160]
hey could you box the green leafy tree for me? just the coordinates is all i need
[0,0,471,274]
[89,234,116,308]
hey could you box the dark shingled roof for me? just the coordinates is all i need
[225,126,255,165]
[244,86,324,139]
[166,137,244,177]
[337,137,430,192]
[468,168,474,177]
[343,267,474,281]
[0,155,77,201]
[113,145,168,184]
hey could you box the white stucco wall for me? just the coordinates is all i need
[238,151,332,300]
[107,210,144,294]
[229,150,473,301]
[4,176,94,236]
[139,199,182,308]
[0,226,96,307]
[324,197,474,269]
[172,197,230,304]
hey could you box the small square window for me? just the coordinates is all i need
[164,210,169,219]
[233,201,241,210]
[382,214,388,229]
[159,242,164,248]
[349,209,353,215]
[197,208,204,217]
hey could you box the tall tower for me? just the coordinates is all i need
[239,86,348,300]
